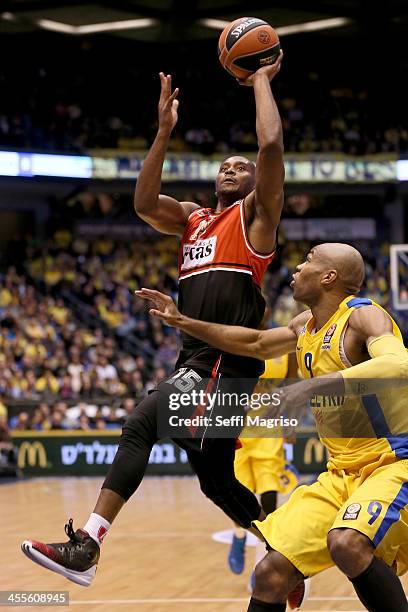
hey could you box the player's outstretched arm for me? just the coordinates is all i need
[135,288,308,359]
[280,306,408,414]
[340,306,408,389]
[242,52,284,254]
[134,73,199,235]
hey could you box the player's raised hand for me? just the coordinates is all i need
[263,379,309,422]
[135,288,183,326]
[237,50,283,86]
[158,72,179,133]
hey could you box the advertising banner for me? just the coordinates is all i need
[13,432,191,476]
[11,431,328,476]
[0,150,401,183]
[100,154,398,183]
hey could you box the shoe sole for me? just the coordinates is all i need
[288,577,311,610]
[21,540,97,587]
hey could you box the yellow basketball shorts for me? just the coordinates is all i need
[234,438,298,495]
[253,459,408,577]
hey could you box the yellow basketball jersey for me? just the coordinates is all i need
[260,354,289,381]
[296,295,408,471]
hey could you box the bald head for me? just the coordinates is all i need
[314,243,365,293]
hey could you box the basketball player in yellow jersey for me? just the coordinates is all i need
[228,354,299,578]
[136,242,408,612]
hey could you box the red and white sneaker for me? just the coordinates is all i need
[287,577,311,609]
[21,518,99,587]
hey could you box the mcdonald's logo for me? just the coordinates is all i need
[18,441,48,469]
[304,437,328,465]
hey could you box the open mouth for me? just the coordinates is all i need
[223,178,236,184]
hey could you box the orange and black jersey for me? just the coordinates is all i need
[176,198,275,377]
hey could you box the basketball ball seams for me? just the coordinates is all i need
[225,18,268,52]
[231,43,281,72]
[218,46,229,66]
[224,25,277,59]
[217,26,229,54]
[218,16,248,54]
[224,64,237,78]
[225,64,250,80]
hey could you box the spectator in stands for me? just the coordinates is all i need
[126,371,144,399]
[94,417,106,430]
[78,414,91,430]
[121,398,136,422]
[59,375,74,400]
[31,406,47,430]
[116,312,137,336]
[35,369,59,397]
[95,355,118,383]
[67,351,85,394]
[14,412,30,430]
[50,409,65,430]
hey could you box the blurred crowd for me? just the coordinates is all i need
[264,240,408,332]
[2,213,407,433]
[0,36,406,156]
[1,79,406,156]
[0,257,180,430]
[8,398,138,432]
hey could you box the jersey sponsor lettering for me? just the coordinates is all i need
[310,395,346,408]
[181,236,217,271]
[231,18,261,38]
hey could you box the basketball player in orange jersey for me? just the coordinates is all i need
[21,52,294,590]
[136,243,408,612]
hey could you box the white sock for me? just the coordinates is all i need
[83,513,111,545]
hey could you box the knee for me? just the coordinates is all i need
[120,403,157,445]
[328,529,373,572]
[253,552,302,602]
[254,556,286,596]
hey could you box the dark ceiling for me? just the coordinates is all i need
[0,0,407,42]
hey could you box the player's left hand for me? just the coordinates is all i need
[264,380,310,421]
[237,49,283,86]
[135,288,183,327]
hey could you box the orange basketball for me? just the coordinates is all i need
[218,17,280,81]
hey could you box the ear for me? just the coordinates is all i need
[321,269,338,287]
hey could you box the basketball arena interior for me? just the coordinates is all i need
[1,1,408,611]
